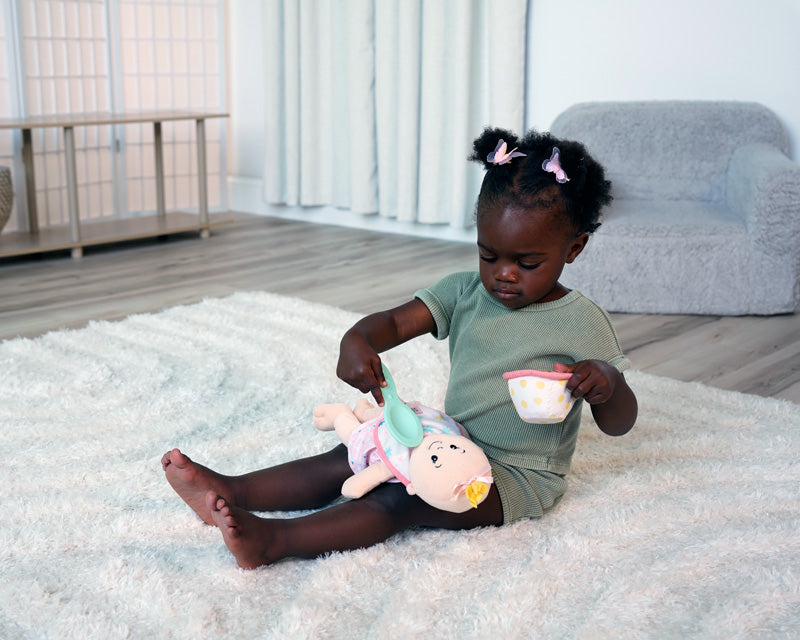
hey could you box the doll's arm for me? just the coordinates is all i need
[341,462,395,499]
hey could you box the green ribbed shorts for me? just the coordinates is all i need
[489,459,568,524]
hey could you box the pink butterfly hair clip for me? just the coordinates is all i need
[542,147,570,183]
[487,139,526,165]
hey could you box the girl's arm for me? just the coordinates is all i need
[553,361,638,436]
[337,299,436,405]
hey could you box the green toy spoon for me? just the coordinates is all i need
[381,363,424,447]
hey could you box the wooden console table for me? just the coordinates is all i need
[0,109,229,259]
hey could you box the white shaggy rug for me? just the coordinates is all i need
[1,292,798,639]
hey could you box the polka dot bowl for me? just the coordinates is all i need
[502,369,574,424]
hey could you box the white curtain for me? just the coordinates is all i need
[262,0,527,229]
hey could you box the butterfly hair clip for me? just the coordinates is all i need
[542,147,570,183]
[487,139,526,165]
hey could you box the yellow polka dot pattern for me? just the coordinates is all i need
[506,376,573,424]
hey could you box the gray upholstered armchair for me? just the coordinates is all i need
[551,101,800,315]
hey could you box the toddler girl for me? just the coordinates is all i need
[161,127,638,568]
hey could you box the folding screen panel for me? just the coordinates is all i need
[117,0,224,218]
[0,0,225,234]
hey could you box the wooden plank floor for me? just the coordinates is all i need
[2,212,798,403]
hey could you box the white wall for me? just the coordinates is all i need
[228,0,800,237]
[526,0,800,159]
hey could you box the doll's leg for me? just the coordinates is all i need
[312,403,352,431]
[353,398,382,422]
[162,444,352,524]
[313,400,381,433]
[207,481,504,568]
[312,403,362,444]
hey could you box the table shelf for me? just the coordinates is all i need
[0,211,233,259]
[0,110,228,260]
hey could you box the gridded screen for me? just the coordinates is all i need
[18,0,112,226]
[118,0,223,216]
[0,0,225,232]
[0,6,19,230]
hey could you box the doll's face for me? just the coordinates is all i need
[407,434,491,512]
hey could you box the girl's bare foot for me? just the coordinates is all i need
[207,493,278,569]
[161,449,235,525]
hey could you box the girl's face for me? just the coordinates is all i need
[477,204,588,309]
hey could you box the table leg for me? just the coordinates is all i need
[63,126,83,258]
[195,118,210,238]
[153,121,166,221]
[21,128,39,233]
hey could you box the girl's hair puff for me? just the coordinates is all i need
[469,127,612,233]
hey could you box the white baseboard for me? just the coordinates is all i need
[228,176,476,244]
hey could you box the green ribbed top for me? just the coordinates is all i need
[415,272,629,474]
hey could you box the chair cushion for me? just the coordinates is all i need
[597,199,746,238]
[551,101,788,203]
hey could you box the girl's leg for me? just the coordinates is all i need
[207,480,505,568]
[234,444,352,510]
[161,444,352,524]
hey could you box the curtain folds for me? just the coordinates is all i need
[262,0,527,229]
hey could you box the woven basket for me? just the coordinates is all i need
[0,166,13,232]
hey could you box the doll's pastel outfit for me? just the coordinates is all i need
[347,401,468,486]
[415,272,630,524]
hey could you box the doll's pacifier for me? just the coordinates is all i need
[503,369,574,424]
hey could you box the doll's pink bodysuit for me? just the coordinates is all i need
[347,401,468,486]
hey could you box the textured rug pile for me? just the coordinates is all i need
[1,292,798,639]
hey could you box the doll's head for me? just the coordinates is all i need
[406,434,493,513]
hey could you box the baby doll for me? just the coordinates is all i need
[313,399,493,513]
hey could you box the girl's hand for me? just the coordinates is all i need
[336,299,437,407]
[553,360,618,405]
[553,360,638,436]
[337,332,387,405]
